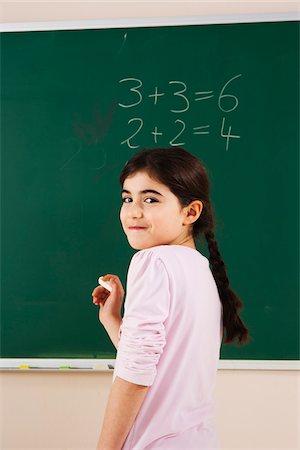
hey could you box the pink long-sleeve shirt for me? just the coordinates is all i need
[112,244,223,449]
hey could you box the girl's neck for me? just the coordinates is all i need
[171,236,196,250]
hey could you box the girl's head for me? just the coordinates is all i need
[120,169,203,250]
[119,147,250,346]
[119,147,212,250]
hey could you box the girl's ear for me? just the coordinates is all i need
[184,200,203,224]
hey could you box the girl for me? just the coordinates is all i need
[92,147,250,450]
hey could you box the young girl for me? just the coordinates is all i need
[92,147,249,450]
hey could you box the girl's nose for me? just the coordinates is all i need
[130,204,143,218]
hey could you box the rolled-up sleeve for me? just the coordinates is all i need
[114,250,170,386]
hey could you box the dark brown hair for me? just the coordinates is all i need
[119,147,250,345]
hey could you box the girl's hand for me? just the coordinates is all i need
[92,274,124,324]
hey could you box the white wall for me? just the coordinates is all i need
[0,1,299,23]
[1,369,299,449]
[0,2,299,449]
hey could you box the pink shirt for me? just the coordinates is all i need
[113,244,223,449]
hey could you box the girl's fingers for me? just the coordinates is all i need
[102,274,115,281]
[93,295,107,305]
[92,288,110,307]
[102,274,124,295]
[94,295,103,301]
[92,285,109,297]
[92,273,124,307]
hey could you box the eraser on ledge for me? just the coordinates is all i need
[98,276,113,292]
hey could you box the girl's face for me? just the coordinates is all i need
[120,170,196,250]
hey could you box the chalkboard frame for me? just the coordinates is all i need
[1,14,299,370]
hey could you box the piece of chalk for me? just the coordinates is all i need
[98,276,113,292]
[19,365,29,369]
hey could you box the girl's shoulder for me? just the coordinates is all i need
[131,244,175,262]
[127,246,170,284]
[130,246,162,266]
[131,244,208,266]
[128,245,209,287]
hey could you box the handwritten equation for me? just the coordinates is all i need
[118,74,242,151]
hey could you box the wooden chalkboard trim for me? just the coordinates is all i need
[0,13,299,33]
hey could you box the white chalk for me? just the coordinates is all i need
[98,276,113,292]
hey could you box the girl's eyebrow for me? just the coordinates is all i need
[122,189,164,197]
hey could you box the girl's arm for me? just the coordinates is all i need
[92,272,154,448]
[92,274,125,349]
[96,375,150,450]
[102,315,122,349]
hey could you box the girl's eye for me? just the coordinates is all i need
[121,197,158,204]
[122,197,131,203]
[145,197,158,203]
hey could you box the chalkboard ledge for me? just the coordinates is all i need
[0,359,299,371]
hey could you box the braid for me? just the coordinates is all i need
[204,230,250,345]
[204,230,229,290]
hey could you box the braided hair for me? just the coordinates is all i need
[119,147,250,345]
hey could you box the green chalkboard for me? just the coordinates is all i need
[1,20,299,360]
